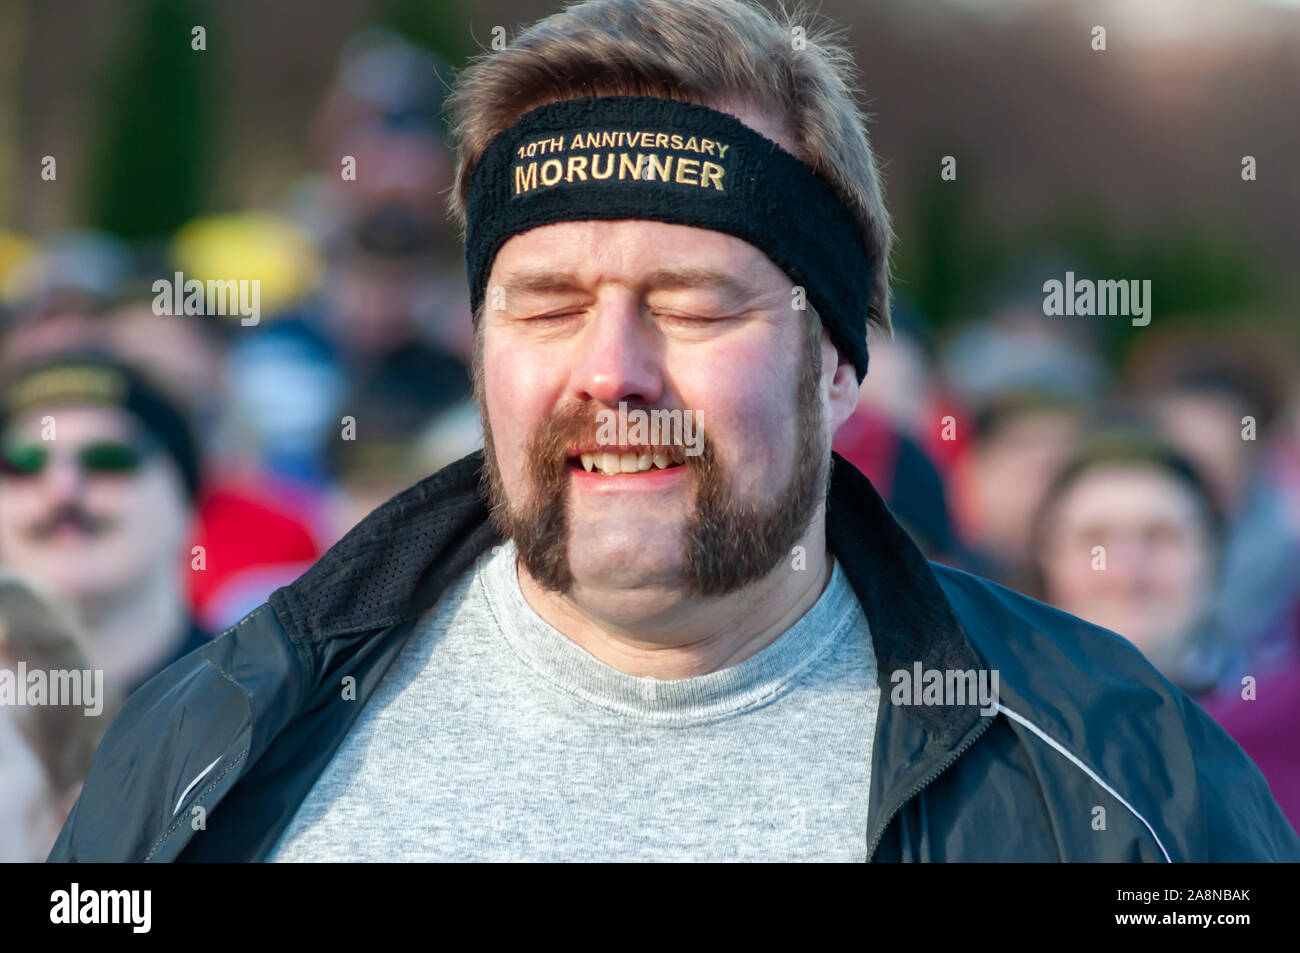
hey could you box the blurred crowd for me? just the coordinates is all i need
[2,29,1298,861]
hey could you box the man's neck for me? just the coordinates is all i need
[515,530,835,680]
[74,573,189,690]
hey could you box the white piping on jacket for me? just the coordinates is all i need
[173,756,222,816]
[997,703,1173,862]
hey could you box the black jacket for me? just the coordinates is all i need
[49,452,1300,861]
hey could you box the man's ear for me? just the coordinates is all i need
[823,331,861,435]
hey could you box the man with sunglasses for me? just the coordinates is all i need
[0,352,210,698]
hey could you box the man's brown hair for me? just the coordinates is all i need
[445,0,893,335]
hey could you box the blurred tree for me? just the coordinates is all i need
[83,0,218,241]
[1024,208,1274,364]
[895,171,1006,333]
[0,0,27,224]
[383,0,473,67]
[896,172,1278,370]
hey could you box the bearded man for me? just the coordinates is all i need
[51,0,1298,862]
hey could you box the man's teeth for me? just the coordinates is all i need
[577,450,684,475]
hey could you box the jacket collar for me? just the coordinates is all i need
[824,453,985,745]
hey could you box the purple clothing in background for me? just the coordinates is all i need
[1200,656,1300,837]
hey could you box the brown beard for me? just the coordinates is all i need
[476,321,828,598]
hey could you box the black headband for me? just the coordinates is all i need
[0,352,201,500]
[465,96,872,379]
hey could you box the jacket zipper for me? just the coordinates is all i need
[865,713,996,861]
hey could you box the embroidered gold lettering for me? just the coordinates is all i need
[539,158,563,186]
[675,157,699,185]
[700,161,725,190]
[618,152,645,180]
[646,153,672,181]
[566,155,588,182]
[514,163,538,194]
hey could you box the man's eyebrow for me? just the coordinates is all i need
[498,266,755,301]
[498,271,587,296]
[640,267,754,302]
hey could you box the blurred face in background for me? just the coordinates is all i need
[853,332,931,436]
[1155,392,1250,514]
[325,253,429,355]
[0,406,190,603]
[969,408,1078,568]
[1037,463,1216,675]
[106,305,223,419]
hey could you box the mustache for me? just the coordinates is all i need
[533,403,600,463]
[531,402,705,461]
[26,503,115,540]
[488,402,716,596]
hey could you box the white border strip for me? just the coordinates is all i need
[173,756,222,816]
[997,703,1172,862]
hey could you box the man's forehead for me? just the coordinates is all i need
[493,220,788,295]
[5,403,138,439]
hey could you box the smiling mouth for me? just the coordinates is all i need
[565,444,688,476]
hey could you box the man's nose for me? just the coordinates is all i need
[1103,533,1152,589]
[570,296,664,406]
[41,452,87,500]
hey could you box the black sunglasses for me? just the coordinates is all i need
[0,439,151,478]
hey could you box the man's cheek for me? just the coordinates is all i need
[709,409,777,490]
[491,415,540,493]
[85,485,127,522]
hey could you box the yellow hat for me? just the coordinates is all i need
[169,213,323,320]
